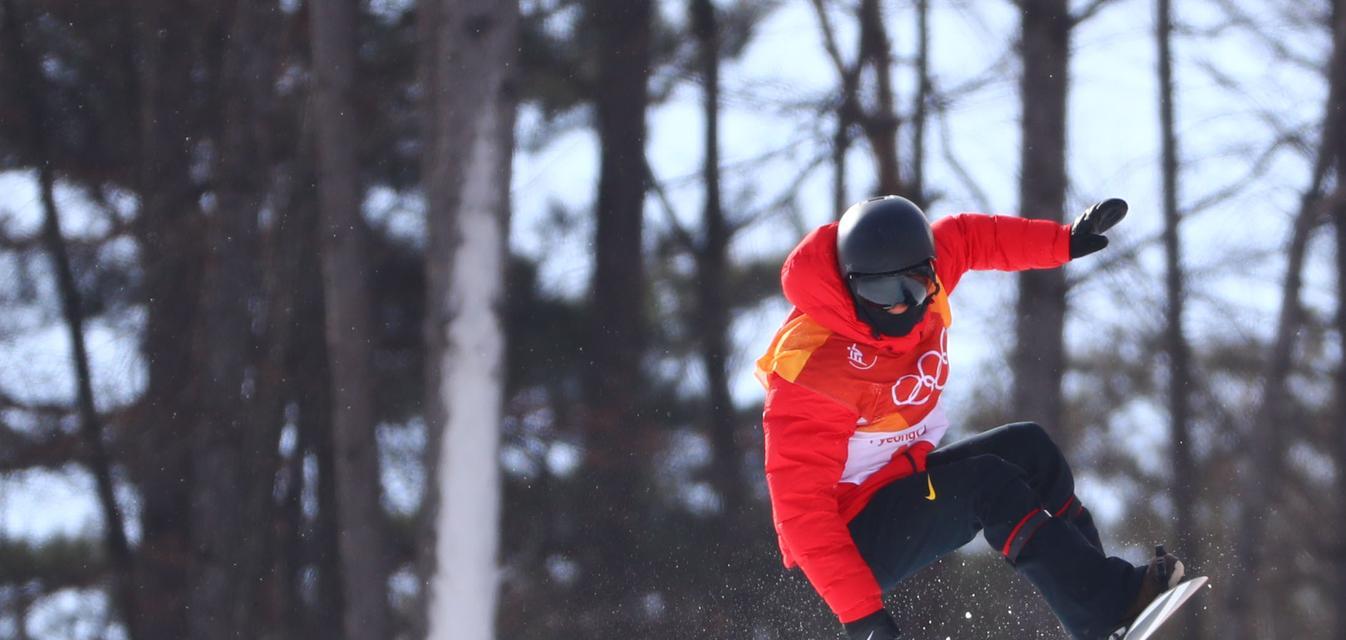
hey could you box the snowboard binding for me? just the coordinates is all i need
[1108,545,1208,640]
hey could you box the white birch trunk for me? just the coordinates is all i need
[428,98,508,640]
[421,1,517,638]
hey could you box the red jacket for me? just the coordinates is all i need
[754,214,1071,623]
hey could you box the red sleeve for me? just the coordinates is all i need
[931,213,1071,293]
[763,373,884,623]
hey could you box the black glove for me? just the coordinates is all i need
[1068,198,1128,259]
[844,609,902,640]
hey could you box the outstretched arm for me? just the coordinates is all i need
[931,200,1128,292]
[932,214,1070,291]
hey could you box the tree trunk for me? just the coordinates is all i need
[293,223,347,640]
[1333,179,1346,638]
[132,2,205,637]
[832,110,851,217]
[1332,0,1346,633]
[581,0,653,633]
[418,0,518,639]
[39,165,142,640]
[269,125,347,640]
[1011,0,1070,433]
[234,34,304,636]
[912,0,930,207]
[1155,0,1201,637]
[308,2,392,638]
[856,0,901,196]
[0,2,139,635]
[189,2,274,637]
[689,3,751,633]
[807,0,861,216]
[1227,176,1325,640]
[1228,6,1343,627]
[1326,2,1346,639]
[259,187,320,640]
[691,0,741,525]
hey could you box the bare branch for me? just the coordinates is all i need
[928,41,1018,106]
[727,145,834,236]
[642,156,698,254]
[1069,0,1119,27]
[1061,185,1320,292]
[0,387,73,416]
[1179,134,1297,217]
[935,110,992,208]
[0,417,83,473]
[655,130,824,190]
[1207,0,1321,71]
[1194,59,1320,158]
[808,0,865,130]
[1063,231,1161,292]
[808,0,851,81]
[0,536,108,587]
[0,391,83,475]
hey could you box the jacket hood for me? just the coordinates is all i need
[780,222,936,352]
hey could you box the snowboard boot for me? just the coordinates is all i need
[1110,546,1185,638]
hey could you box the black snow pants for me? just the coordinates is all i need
[847,422,1145,640]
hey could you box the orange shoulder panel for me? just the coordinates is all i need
[754,314,834,387]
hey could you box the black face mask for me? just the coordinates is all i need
[852,290,929,337]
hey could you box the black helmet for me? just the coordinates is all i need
[836,196,934,277]
[836,196,937,337]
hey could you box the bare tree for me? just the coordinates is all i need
[309,1,392,638]
[810,0,906,205]
[1333,0,1346,633]
[1228,3,1343,631]
[856,0,900,196]
[38,162,139,638]
[1011,0,1121,436]
[690,0,742,521]
[912,0,931,205]
[1325,1,1346,639]
[131,2,206,637]
[289,189,348,640]
[581,0,653,633]
[418,0,519,638]
[1011,0,1071,433]
[1156,0,1201,635]
[1,2,137,632]
[187,2,281,636]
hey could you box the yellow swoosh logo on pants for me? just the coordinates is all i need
[925,474,936,501]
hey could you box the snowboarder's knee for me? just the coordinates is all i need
[1003,421,1055,452]
[964,453,1023,486]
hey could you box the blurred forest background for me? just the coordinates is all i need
[0,0,1344,639]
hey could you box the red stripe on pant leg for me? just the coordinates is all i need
[1053,495,1076,518]
[1002,508,1045,557]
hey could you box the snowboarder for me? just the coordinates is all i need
[754,196,1185,640]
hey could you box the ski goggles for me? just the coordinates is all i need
[848,263,939,310]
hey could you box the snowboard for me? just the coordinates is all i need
[1111,575,1210,640]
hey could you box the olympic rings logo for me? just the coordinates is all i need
[890,329,949,407]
